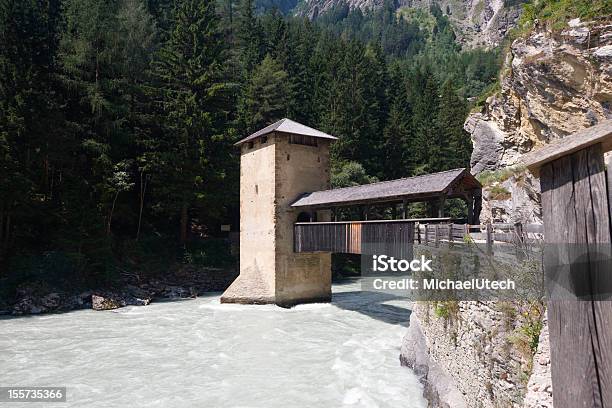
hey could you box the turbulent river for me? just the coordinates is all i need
[0,279,427,408]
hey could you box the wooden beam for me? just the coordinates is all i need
[434,224,439,248]
[466,194,474,224]
[291,190,480,210]
[438,195,446,218]
[540,144,612,407]
[294,217,452,225]
[522,119,612,175]
[607,155,612,231]
[485,222,493,256]
[293,221,414,259]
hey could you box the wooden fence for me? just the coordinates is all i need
[417,222,544,251]
[294,219,543,257]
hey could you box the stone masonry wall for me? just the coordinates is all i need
[274,135,332,306]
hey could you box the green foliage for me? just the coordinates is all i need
[434,300,459,322]
[240,54,292,132]
[521,316,543,354]
[488,185,512,201]
[476,165,526,186]
[331,162,378,188]
[507,301,545,376]
[519,0,612,31]
[151,0,236,241]
[315,2,502,99]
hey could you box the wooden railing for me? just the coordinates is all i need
[417,222,544,250]
[294,219,544,256]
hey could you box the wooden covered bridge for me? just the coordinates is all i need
[291,167,482,255]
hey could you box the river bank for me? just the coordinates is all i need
[1,266,238,316]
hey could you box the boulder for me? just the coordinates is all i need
[41,293,61,309]
[465,113,505,174]
[91,294,123,311]
[13,297,42,315]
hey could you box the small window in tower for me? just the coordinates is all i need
[287,154,290,161]
[247,141,254,149]
[260,135,268,144]
[255,184,258,194]
[289,134,318,147]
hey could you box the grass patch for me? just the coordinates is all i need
[506,301,545,383]
[434,300,459,322]
[476,165,526,187]
[396,7,437,33]
[519,0,612,32]
[489,185,512,201]
[471,80,501,112]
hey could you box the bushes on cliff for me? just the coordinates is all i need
[520,0,612,30]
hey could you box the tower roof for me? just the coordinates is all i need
[234,118,338,146]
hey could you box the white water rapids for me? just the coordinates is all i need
[0,280,427,408]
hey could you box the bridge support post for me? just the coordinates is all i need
[538,143,612,407]
[485,222,493,256]
[438,195,445,218]
[466,194,474,224]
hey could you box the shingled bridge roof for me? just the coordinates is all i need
[291,168,481,208]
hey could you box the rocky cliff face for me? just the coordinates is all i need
[465,18,612,224]
[298,0,524,48]
[400,244,551,408]
[401,302,552,408]
[404,0,524,48]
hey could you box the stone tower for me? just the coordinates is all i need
[221,119,337,307]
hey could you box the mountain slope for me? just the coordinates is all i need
[293,0,527,48]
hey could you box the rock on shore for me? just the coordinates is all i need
[6,266,237,315]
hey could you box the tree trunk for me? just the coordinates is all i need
[107,192,119,236]
[4,213,11,253]
[136,172,147,241]
[0,203,4,263]
[180,202,189,243]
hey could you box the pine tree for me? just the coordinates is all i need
[236,0,263,73]
[240,54,291,132]
[437,80,470,170]
[382,66,413,179]
[0,0,64,261]
[326,40,368,166]
[360,43,388,177]
[410,67,440,173]
[152,0,234,243]
[285,20,317,124]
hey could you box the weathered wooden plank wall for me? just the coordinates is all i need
[540,143,612,407]
[294,221,414,258]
